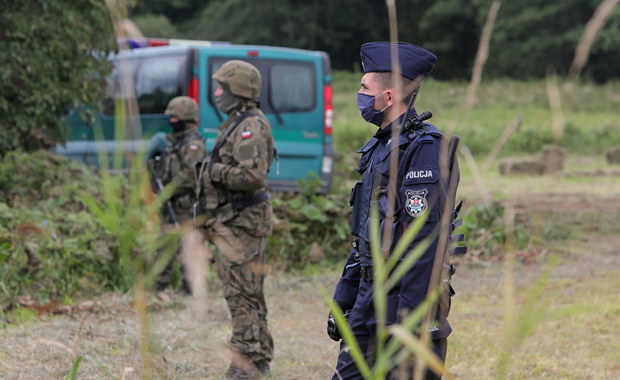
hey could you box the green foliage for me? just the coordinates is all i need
[4,307,38,325]
[332,72,620,157]
[80,153,179,292]
[268,174,351,269]
[183,0,387,69]
[0,0,116,155]
[130,0,204,24]
[461,202,530,258]
[487,0,620,82]
[416,0,481,79]
[0,151,117,312]
[64,356,83,380]
[0,148,179,313]
[132,14,178,38]
[132,0,620,81]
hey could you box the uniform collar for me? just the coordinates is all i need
[373,107,418,141]
[373,123,393,141]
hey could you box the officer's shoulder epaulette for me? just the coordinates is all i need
[396,134,412,146]
[421,123,443,138]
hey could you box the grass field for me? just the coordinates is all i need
[2,158,619,379]
[2,77,620,379]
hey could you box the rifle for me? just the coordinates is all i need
[147,155,180,227]
[401,110,433,134]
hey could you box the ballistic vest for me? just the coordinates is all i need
[350,121,444,267]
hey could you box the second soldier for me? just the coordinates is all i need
[150,96,206,291]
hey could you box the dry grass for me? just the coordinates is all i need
[1,239,618,379]
[1,158,620,379]
[449,260,620,379]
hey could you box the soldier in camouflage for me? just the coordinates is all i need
[151,96,205,290]
[199,60,275,380]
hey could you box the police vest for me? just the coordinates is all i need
[349,123,444,267]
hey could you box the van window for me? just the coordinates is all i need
[209,58,316,115]
[104,54,188,116]
[270,63,314,112]
[103,60,138,116]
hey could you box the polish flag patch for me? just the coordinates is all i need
[189,144,199,151]
[241,131,253,139]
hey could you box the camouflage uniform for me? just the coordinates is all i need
[152,96,205,290]
[200,60,274,379]
[159,128,205,221]
[158,96,206,222]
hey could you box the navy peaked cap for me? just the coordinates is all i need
[360,42,437,80]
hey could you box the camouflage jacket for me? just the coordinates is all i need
[203,104,274,236]
[160,126,206,219]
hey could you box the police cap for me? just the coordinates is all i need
[360,42,437,81]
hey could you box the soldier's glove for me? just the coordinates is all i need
[327,309,351,342]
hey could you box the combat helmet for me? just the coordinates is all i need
[212,60,261,99]
[164,96,198,121]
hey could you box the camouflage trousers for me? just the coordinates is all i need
[211,222,274,365]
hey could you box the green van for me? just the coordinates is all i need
[58,38,334,193]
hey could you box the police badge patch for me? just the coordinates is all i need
[405,189,428,217]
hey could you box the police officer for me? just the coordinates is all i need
[151,96,206,291]
[200,60,274,380]
[328,42,458,380]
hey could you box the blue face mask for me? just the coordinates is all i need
[357,91,388,127]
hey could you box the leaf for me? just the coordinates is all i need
[299,204,328,222]
[64,355,83,380]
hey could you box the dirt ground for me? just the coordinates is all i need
[1,190,619,380]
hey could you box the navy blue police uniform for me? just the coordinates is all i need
[331,42,455,380]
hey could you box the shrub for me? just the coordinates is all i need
[0,0,115,154]
[0,151,118,312]
[269,174,351,270]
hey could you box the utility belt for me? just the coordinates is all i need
[352,238,458,286]
[229,191,270,212]
[204,191,270,225]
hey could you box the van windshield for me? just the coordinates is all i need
[104,53,189,116]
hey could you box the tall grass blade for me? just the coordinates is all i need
[459,144,491,206]
[545,71,565,140]
[63,355,83,380]
[480,115,523,173]
[390,326,454,380]
[369,204,390,377]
